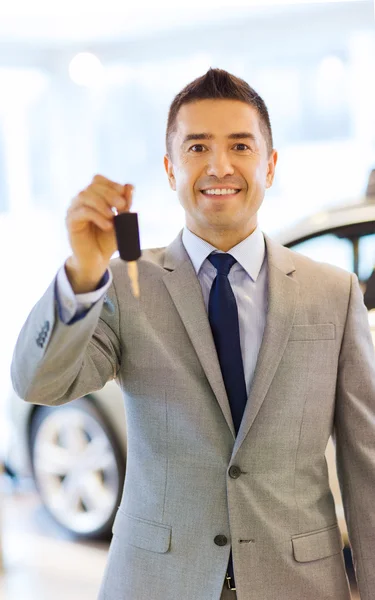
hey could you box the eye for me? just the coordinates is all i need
[189,144,206,153]
[188,143,250,152]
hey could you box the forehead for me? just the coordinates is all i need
[175,99,262,137]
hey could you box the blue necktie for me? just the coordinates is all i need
[208,253,248,434]
[208,253,248,590]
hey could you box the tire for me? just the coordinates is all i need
[29,396,125,540]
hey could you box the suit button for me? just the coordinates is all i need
[214,535,228,546]
[229,465,241,479]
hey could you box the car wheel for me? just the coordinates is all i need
[29,397,125,540]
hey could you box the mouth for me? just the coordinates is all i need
[199,189,242,199]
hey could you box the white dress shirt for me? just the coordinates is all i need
[56,225,268,396]
[182,225,268,397]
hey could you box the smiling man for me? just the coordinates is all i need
[11,68,375,600]
[164,95,277,252]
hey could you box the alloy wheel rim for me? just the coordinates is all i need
[32,408,120,533]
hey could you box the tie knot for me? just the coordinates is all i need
[208,253,237,276]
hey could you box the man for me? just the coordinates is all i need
[11,68,375,600]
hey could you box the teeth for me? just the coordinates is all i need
[202,189,239,195]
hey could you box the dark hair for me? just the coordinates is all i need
[166,67,273,159]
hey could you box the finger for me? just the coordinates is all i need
[84,199,115,220]
[92,174,128,197]
[93,184,128,211]
[73,191,114,220]
[67,205,114,232]
[71,187,125,216]
[117,184,134,214]
[81,187,125,216]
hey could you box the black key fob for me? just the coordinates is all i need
[114,212,141,261]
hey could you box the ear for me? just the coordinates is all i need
[164,154,176,191]
[265,149,278,189]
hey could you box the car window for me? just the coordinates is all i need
[359,233,375,282]
[289,234,353,272]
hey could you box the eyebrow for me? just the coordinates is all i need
[182,132,258,145]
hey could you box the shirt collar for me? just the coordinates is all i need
[182,224,266,282]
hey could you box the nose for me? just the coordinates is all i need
[206,150,235,179]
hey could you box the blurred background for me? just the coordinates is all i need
[0,0,374,598]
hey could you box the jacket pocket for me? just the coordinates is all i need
[292,523,344,562]
[112,509,172,554]
[289,323,335,341]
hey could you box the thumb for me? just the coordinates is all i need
[122,184,134,211]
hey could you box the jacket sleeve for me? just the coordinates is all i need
[333,272,375,600]
[55,263,112,324]
[10,270,121,406]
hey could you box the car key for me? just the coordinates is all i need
[113,211,141,298]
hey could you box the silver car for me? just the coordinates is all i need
[5,171,375,542]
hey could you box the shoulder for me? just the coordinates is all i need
[289,245,352,280]
[265,233,353,293]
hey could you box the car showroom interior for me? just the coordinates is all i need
[0,1,374,599]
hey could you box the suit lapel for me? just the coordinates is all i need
[163,232,236,437]
[162,230,298,447]
[232,233,298,457]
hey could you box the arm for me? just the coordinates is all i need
[11,174,134,407]
[10,265,121,406]
[333,272,375,600]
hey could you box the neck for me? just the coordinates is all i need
[186,222,258,252]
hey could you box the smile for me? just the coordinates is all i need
[200,189,241,197]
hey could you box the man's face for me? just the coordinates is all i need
[164,99,277,242]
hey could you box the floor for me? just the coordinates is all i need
[0,475,360,600]
[0,476,108,600]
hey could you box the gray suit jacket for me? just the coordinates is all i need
[11,230,375,600]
